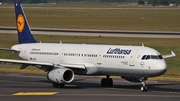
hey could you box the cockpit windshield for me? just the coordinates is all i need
[141,55,163,60]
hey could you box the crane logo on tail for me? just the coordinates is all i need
[17,14,25,32]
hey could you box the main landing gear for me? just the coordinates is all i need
[52,82,65,88]
[101,75,113,87]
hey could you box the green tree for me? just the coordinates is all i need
[138,0,145,4]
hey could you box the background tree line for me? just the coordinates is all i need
[148,0,179,5]
[0,0,140,3]
[0,0,179,5]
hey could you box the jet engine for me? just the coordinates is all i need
[48,67,74,84]
[121,76,148,82]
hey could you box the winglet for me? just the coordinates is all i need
[14,2,36,44]
[171,51,175,55]
[162,51,176,59]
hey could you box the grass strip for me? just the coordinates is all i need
[1,5,180,31]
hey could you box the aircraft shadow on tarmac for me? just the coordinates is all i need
[1,77,180,92]
[36,79,180,92]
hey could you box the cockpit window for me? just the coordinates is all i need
[142,55,146,60]
[146,55,150,60]
[151,55,158,59]
[158,55,163,59]
[141,55,163,60]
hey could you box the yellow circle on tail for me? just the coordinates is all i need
[17,14,25,32]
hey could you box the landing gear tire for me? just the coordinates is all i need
[140,86,148,92]
[101,76,113,87]
[101,78,107,87]
[107,78,113,87]
[53,82,58,87]
[58,84,65,88]
[52,82,65,88]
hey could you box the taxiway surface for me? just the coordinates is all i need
[0,72,180,101]
[0,27,180,38]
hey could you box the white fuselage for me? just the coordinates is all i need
[11,43,167,77]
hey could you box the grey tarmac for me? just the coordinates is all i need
[0,27,180,38]
[0,72,180,101]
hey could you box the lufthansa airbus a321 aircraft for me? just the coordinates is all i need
[0,2,176,91]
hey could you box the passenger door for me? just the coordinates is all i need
[129,50,138,66]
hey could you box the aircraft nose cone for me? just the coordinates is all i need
[156,61,167,75]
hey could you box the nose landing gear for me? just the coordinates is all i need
[139,77,148,92]
[141,81,148,92]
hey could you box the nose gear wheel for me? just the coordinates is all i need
[139,77,148,92]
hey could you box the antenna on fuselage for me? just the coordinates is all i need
[60,40,62,44]
[142,43,144,47]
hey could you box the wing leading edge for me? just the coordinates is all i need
[0,58,86,70]
[0,48,17,51]
[0,58,53,68]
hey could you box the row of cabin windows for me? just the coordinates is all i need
[64,53,97,57]
[103,55,125,59]
[64,53,124,59]
[84,54,97,57]
[30,52,59,55]
[64,53,81,57]
[30,52,125,59]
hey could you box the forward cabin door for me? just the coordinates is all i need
[24,45,30,60]
[129,50,138,66]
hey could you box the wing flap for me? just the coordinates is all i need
[60,63,86,69]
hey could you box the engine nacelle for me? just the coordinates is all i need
[121,76,148,82]
[48,67,74,84]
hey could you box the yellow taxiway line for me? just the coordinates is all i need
[13,92,58,96]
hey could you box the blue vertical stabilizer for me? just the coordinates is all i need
[14,2,36,44]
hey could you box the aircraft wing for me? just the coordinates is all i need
[0,47,86,70]
[0,58,54,68]
[0,48,16,51]
[0,58,86,70]
[162,51,176,59]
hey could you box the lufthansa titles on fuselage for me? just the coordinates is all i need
[107,48,131,55]
[31,48,40,51]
